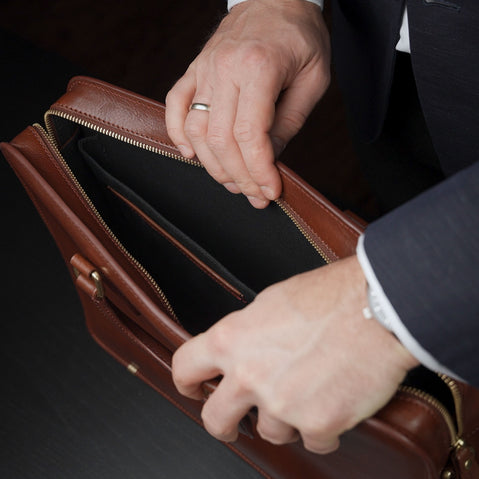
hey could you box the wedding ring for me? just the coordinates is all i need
[190,102,211,112]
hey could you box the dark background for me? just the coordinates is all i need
[0,1,374,478]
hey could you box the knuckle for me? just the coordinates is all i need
[201,407,236,441]
[206,131,228,152]
[240,43,269,69]
[184,119,205,141]
[165,88,177,106]
[281,109,308,133]
[256,427,284,445]
[166,125,183,142]
[300,411,346,443]
[171,355,189,390]
[207,323,231,356]
[309,63,331,97]
[212,48,235,78]
[303,438,340,455]
[247,161,274,182]
[301,418,329,440]
[232,362,257,394]
[233,120,256,144]
[267,398,289,419]
[234,179,261,198]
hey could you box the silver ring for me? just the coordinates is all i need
[190,102,211,112]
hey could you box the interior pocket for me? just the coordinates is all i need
[78,136,256,334]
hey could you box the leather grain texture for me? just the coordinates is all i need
[2,76,478,479]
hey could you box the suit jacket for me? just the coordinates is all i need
[331,0,479,384]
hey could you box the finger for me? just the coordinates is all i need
[234,80,282,202]
[184,85,234,187]
[165,72,197,158]
[172,334,223,400]
[201,378,254,442]
[207,82,269,206]
[256,412,299,445]
[270,64,329,157]
[301,433,340,455]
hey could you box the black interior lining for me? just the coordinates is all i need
[52,117,327,333]
[69,125,328,294]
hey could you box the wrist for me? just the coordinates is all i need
[228,0,323,12]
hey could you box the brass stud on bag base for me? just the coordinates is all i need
[441,468,455,479]
[127,363,139,375]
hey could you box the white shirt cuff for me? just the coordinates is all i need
[227,0,323,12]
[356,234,463,381]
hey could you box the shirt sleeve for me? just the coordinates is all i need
[356,235,463,381]
[227,0,324,12]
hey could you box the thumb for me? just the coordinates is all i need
[270,67,330,157]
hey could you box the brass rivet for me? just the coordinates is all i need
[464,459,472,470]
[442,469,454,479]
[127,363,139,375]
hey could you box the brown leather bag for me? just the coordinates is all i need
[1,76,478,479]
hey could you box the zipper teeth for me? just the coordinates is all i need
[276,200,331,264]
[399,385,458,446]
[34,121,178,322]
[44,109,201,167]
[439,374,463,439]
[45,109,334,265]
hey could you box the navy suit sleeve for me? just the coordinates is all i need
[363,160,479,386]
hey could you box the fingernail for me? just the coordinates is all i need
[178,144,193,158]
[224,182,241,194]
[247,196,269,209]
[271,136,285,157]
[260,186,276,200]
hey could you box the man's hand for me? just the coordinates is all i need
[172,256,419,454]
[165,0,330,208]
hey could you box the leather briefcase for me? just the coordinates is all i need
[1,76,478,479]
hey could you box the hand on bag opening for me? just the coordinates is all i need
[172,256,419,454]
[165,0,330,209]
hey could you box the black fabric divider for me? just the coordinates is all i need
[79,136,256,299]
[78,137,256,334]
[71,127,327,295]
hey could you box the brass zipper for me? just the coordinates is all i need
[44,109,332,263]
[399,374,463,447]
[44,109,201,167]
[275,199,332,264]
[33,121,179,322]
[439,374,464,440]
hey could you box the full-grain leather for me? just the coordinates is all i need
[2,76,478,479]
